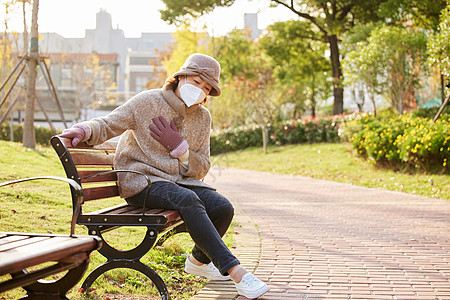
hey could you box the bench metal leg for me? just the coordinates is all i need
[81,260,169,300]
[83,225,172,299]
[18,260,89,299]
[88,225,158,260]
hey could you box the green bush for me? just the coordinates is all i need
[341,109,449,174]
[395,117,449,173]
[0,123,57,145]
[411,106,449,119]
[211,116,343,155]
[211,124,264,154]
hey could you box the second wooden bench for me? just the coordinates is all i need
[0,176,102,299]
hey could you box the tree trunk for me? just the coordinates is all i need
[23,0,28,54]
[10,112,13,142]
[23,0,38,148]
[329,34,344,115]
[2,3,8,89]
[311,98,316,118]
[20,0,29,136]
[262,125,268,154]
[370,92,377,116]
[311,74,316,118]
[396,97,403,114]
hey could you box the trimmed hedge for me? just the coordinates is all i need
[0,123,57,146]
[210,116,343,155]
[3,107,447,175]
[340,109,449,174]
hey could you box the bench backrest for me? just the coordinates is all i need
[51,136,120,209]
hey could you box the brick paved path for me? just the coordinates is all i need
[195,167,450,300]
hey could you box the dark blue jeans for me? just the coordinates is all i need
[126,181,240,275]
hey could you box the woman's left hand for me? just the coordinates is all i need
[149,116,183,151]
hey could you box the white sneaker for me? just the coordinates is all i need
[184,255,231,281]
[235,273,269,299]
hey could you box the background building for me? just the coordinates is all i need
[8,10,261,128]
[37,9,174,92]
[10,10,175,127]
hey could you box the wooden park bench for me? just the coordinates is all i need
[50,135,185,300]
[0,176,102,299]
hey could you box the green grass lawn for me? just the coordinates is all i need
[0,140,235,300]
[212,143,449,200]
[1,140,448,298]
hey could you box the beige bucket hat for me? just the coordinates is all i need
[172,53,221,96]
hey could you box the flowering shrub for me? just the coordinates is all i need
[395,117,449,172]
[341,110,449,173]
[210,115,344,155]
[210,124,263,154]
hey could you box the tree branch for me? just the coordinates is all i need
[271,0,328,36]
[337,4,354,21]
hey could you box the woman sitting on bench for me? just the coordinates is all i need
[59,53,269,299]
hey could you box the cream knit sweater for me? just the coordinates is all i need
[83,84,214,199]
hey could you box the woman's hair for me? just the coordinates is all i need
[163,75,179,90]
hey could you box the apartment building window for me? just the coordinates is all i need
[130,57,152,65]
[61,67,73,88]
[135,76,149,92]
[143,40,154,50]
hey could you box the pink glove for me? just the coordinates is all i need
[149,116,189,157]
[58,123,91,146]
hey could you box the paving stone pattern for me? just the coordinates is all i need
[192,167,450,300]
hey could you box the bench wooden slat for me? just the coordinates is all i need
[100,205,143,215]
[78,213,168,226]
[83,185,119,201]
[0,235,30,246]
[84,203,176,219]
[79,170,118,183]
[59,138,118,151]
[95,206,167,216]
[111,205,144,214]
[71,152,114,166]
[0,235,100,275]
[82,203,163,216]
[126,207,157,214]
[99,208,179,224]
[105,206,165,215]
[160,210,181,223]
[0,236,51,252]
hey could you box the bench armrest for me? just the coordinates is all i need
[81,170,152,213]
[0,176,83,237]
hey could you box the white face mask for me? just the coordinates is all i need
[179,76,207,107]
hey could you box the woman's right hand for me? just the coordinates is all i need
[58,123,91,146]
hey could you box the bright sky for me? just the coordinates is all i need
[2,0,295,37]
